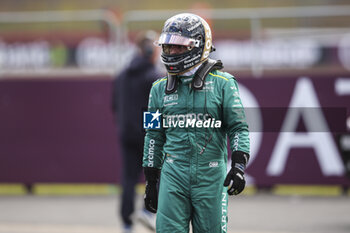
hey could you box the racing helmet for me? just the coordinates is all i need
[155,13,214,75]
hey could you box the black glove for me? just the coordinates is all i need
[144,167,160,213]
[224,151,249,195]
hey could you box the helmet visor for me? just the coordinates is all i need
[155,33,200,47]
[162,44,189,55]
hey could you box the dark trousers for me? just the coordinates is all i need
[120,142,143,226]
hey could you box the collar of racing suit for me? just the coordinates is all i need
[180,63,202,77]
[177,64,201,85]
[165,64,202,94]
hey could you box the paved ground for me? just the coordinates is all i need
[0,194,349,233]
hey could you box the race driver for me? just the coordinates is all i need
[142,13,250,233]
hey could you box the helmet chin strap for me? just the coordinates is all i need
[165,59,223,94]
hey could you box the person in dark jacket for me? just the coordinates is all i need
[112,30,162,233]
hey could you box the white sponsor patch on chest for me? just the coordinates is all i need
[164,94,178,102]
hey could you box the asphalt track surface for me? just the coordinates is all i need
[0,194,349,233]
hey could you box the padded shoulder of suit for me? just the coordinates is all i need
[208,70,236,82]
[152,76,168,87]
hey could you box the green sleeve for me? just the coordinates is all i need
[222,77,250,154]
[143,84,166,169]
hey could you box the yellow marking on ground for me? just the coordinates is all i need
[33,183,120,196]
[2,183,347,197]
[136,183,146,195]
[0,184,27,195]
[273,185,343,196]
[241,185,257,195]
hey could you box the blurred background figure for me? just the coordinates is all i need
[112,30,162,233]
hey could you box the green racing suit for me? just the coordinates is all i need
[143,69,250,233]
